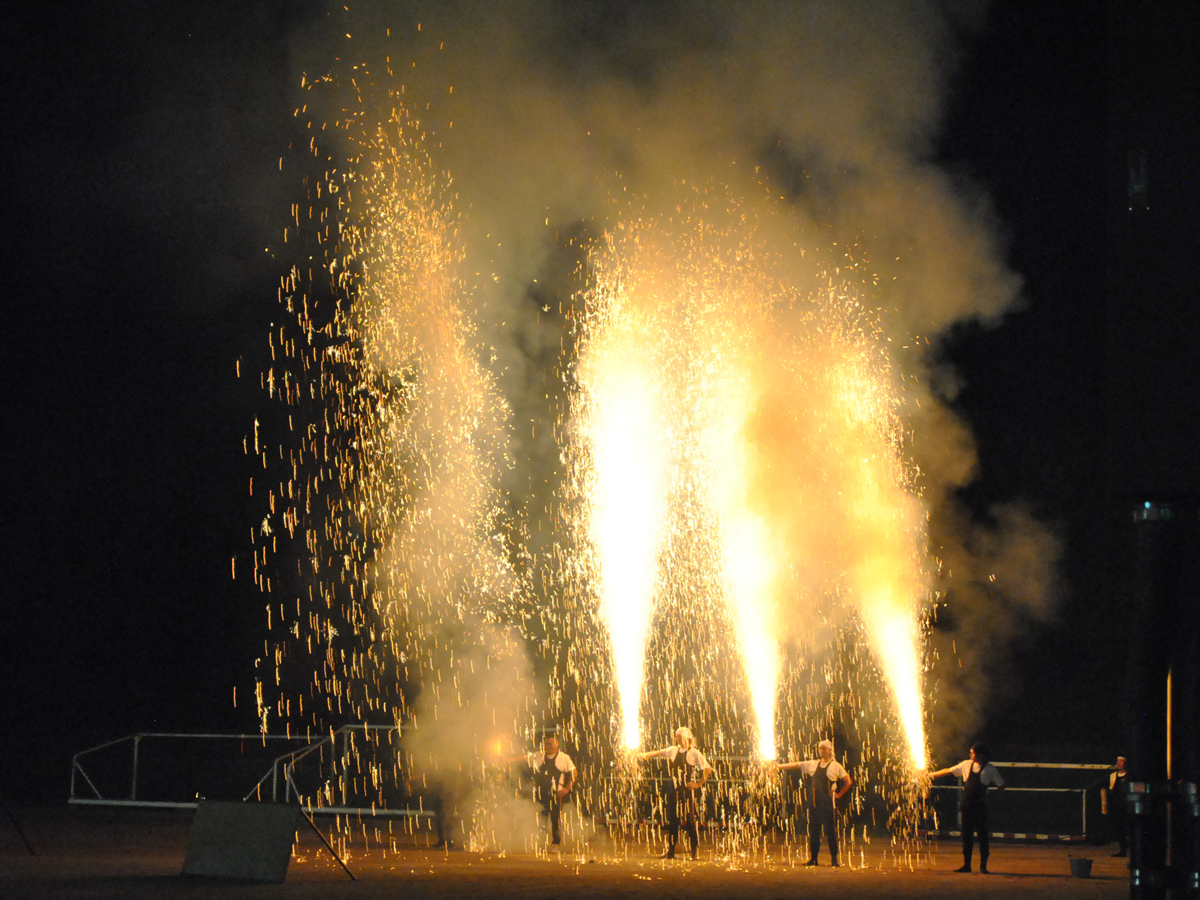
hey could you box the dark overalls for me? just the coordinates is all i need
[1108,770,1129,855]
[807,761,839,864]
[960,763,989,870]
[665,749,701,858]
[535,753,566,844]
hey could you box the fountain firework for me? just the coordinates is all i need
[573,315,670,751]
[240,3,1050,855]
[568,208,930,768]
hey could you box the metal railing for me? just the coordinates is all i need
[70,732,309,809]
[68,728,433,819]
[244,724,433,819]
[927,761,1113,840]
[590,759,1116,841]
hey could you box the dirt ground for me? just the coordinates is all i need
[0,805,1129,899]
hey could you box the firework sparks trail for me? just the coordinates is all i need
[703,371,780,761]
[574,219,784,763]
[850,489,930,770]
[827,335,931,771]
[576,324,670,750]
[722,513,779,761]
[863,598,927,770]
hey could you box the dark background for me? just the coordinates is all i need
[2,1,1197,802]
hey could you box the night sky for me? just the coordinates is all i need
[2,2,1197,803]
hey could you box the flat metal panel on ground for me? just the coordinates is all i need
[181,801,301,883]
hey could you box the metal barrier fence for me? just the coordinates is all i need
[69,727,433,820]
[70,732,308,810]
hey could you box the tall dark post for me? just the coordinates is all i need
[1126,502,1200,899]
[1173,513,1200,898]
[1127,504,1172,899]
[1098,0,1200,895]
[1181,782,1200,899]
[1105,1,1200,888]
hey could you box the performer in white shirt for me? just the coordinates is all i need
[928,741,1005,873]
[773,739,853,867]
[638,727,713,860]
[511,733,577,845]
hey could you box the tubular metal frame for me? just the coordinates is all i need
[68,727,434,819]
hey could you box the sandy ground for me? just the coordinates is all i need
[0,805,1128,899]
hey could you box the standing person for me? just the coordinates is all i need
[928,741,1005,874]
[1107,755,1129,857]
[428,774,467,850]
[773,739,853,867]
[638,727,713,860]
[511,733,577,845]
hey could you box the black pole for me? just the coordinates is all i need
[1127,507,1171,899]
[299,808,356,881]
[1173,514,1200,898]
[285,772,355,881]
[1126,501,1200,899]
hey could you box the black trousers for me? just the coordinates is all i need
[432,787,456,845]
[1108,796,1128,853]
[961,802,989,865]
[535,786,563,843]
[808,806,838,862]
[665,786,699,852]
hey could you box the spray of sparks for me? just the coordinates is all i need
[574,320,670,750]
[569,214,929,769]
[249,67,934,859]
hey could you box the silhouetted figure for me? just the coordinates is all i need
[429,779,461,850]
[1107,755,1129,857]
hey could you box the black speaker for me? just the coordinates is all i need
[182,801,300,883]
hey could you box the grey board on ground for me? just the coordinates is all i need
[181,800,300,883]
